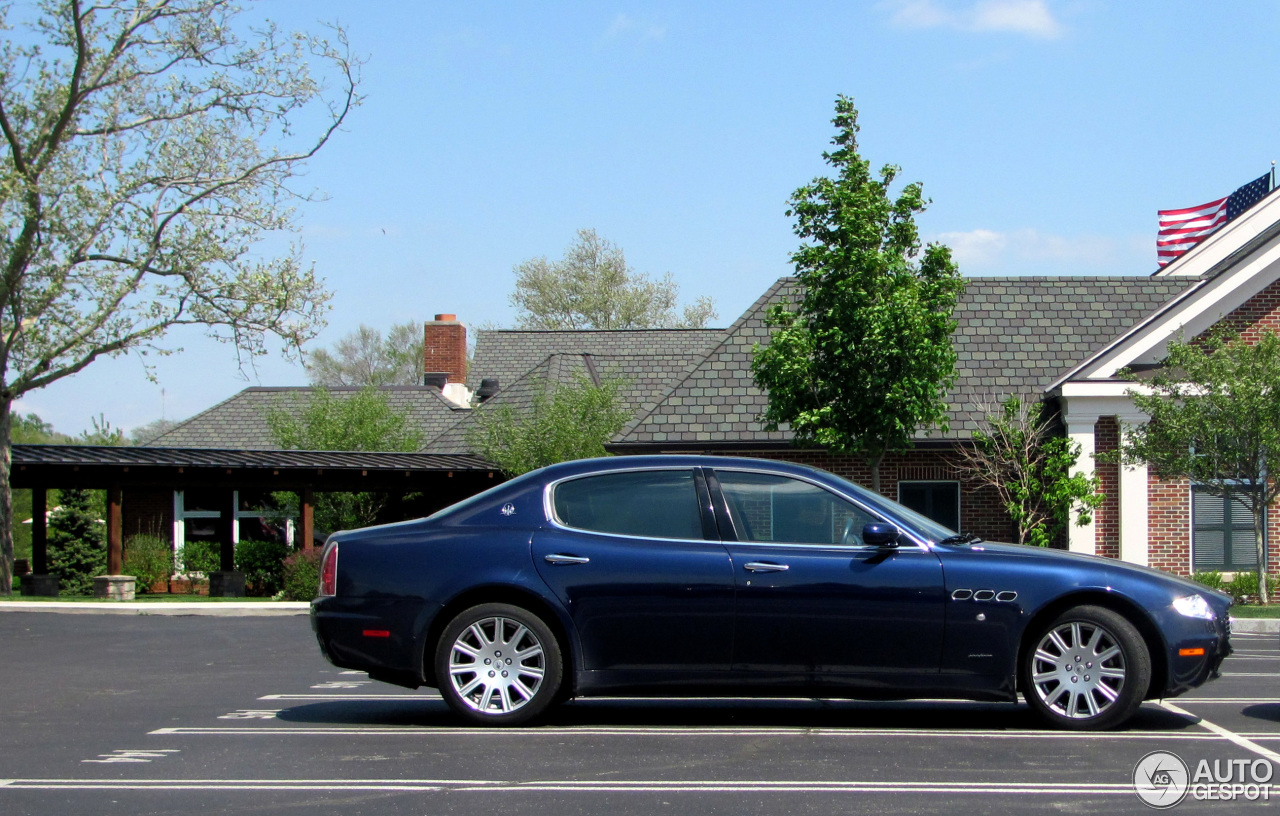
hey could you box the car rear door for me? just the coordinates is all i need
[710,468,946,678]
[531,467,735,673]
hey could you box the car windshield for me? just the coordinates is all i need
[823,471,958,544]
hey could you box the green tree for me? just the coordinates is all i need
[0,1,360,594]
[467,375,630,476]
[511,228,718,330]
[47,487,104,596]
[955,396,1103,547]
[307,322,425,386]
[753,96,963,492]
[1122,330,1280,604]
[266,386,422,531]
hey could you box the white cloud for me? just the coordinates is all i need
[937,227,1126,273]
[884,0,1063,39]
[603,13,666,44]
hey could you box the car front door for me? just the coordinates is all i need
[711,468,946,678]
[531,468,735,673]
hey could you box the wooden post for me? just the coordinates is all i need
[31,487,47,574]
[218,489,235,571]
[301,487,314,549]
[107,484,123,575]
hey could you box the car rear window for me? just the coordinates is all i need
[553,469,704,541]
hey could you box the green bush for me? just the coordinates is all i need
[236,539,290,596]
[1224,571,1280,605]
[124,534,174,593]
[178,539,221,593]
[1192,571,1226,593]
[48,488,105,596]
[282,548,323,601]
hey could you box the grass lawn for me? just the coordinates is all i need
[1228,604,1280,618]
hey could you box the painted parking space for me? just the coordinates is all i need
[2,614,1277,815]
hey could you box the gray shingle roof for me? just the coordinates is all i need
[145,386,466,450]
[612,276,1200,447]
[432,348,717,455]
[468,328,725,393]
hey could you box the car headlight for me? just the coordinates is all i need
[1172,594,1215,620]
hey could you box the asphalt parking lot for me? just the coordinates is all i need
[1,611,1276,815]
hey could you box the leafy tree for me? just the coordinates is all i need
[307,321,425,386]
[955,396,1102,547]
[511,228,718,330]
[266,386,422,531]
[1121,330,1280,604]
[0,0,360,594]
[47,487,104,596]
[129,418,179,445]
[753,95,963,493]
[467,375,630,476]
[79,414,127,446]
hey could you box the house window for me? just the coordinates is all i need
[1192,485,1259,572]
[898,481,960,532]
[173,490,294,552]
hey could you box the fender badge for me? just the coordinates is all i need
[500,503,516,517]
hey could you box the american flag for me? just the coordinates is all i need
[1157,172,1272,267]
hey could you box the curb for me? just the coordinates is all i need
[0,601,310,616]
[1229,617,1280,634]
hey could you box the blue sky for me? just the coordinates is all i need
[24,0,1280,436]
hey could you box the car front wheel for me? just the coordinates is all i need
[1021,605,1151,730]
[435,603,563,726]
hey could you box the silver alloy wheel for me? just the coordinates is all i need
[447,615,546,715]
[1030,619,1127,719]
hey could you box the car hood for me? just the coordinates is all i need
[941,539,1232,604]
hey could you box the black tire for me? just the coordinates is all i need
[1020,605,1151,731]
[434,602,563,726]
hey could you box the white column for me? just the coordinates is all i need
[1117,415,1150,567]
[1065,412,1100,556]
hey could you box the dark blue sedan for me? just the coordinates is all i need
[311,456,1232,729]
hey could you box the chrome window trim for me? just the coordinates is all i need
[542,466,714,545]
[710,466,931,551]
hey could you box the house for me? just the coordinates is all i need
[17,188,1280,595]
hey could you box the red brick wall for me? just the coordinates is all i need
[1203,275,1280,342]
[714,448,1016,544]
[1148,476,1190,575]
[1094,418,1120,560]
[124,487,173,543]
[423,315,467,383]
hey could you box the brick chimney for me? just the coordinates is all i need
[423,314,467,384]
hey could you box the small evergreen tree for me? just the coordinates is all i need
[48,489,105,596]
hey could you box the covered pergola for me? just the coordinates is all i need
[11,445,501,596]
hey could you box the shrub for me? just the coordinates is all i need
[179,539,221,594]
[282,548,323,601]
[236,539,290,596]
[124,534,174,593]
[1192,571,1226,593]
[48,488,105,596]
[1224,571,1280,605]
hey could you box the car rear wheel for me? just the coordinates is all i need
[1021,605,1150,731]
[435,603,563,726]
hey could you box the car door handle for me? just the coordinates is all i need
[544,554,590,565]
[744,561,789,572]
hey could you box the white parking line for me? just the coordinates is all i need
[0,778,1138,795]
[258,694,441,701]
[1166,698,1280,704]
[149,724,1246,739]
[1159,701,1280,767]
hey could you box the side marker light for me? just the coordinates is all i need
[1178,647,1205,657]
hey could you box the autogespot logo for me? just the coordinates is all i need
[1133,751,1275,808]
[1133,751,1190,809]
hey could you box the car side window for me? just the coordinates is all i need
[552,469,705,541]
[716,470,877,546]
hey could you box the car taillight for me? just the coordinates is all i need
[319,542,338,597]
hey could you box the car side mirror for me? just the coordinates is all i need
[862,523,900,548]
